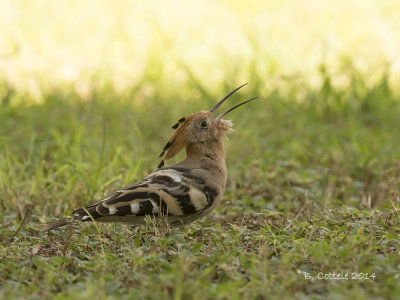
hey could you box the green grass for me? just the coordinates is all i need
[1,68,400,299]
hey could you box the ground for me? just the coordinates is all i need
[1,71,400,299]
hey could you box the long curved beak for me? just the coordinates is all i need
[214,97,258,121]
[210,83,248,114]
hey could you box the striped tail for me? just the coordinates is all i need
[40,206,98,232]
[40,218,69,232]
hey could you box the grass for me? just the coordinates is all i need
[1,67,400,299]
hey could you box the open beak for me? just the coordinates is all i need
[214,97,258,121]
[210,83,248,114]
[210,83,258,121]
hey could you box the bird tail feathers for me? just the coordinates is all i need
[40,218,70,232]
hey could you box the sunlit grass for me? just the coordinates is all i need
[1,0,400,100]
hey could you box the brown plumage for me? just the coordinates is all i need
[40,83,257,232]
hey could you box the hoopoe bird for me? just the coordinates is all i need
[41,84,257,231]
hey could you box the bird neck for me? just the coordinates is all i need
[172,138,227,191]
[186,139,225,164]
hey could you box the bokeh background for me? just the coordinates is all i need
[1,0,400,215]
[1,0,399,101]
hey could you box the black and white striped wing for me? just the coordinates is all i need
[72,168,220,225]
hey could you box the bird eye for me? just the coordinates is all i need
[200,120,208,128]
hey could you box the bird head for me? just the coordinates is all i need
[158,83,257,168]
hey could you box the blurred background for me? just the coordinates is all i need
[1,0,399,102]
[1,0,400,214]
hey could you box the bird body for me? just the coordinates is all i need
[41,84,257,231]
